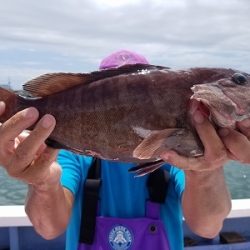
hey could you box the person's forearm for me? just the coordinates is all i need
[183,167,231,238]
[25,166,72,239]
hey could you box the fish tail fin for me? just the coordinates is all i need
[0,87,18,123]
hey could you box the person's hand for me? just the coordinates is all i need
[218,119,250,164]
[170,101,232,238]
[160,101,229,171]
[0,101,60,187]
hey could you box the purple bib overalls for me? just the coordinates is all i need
[78,159,171,250]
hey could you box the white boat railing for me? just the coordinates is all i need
[0,199,250,250]
[1,199,250,228]
[0,205,31,227]
[228,198,250,218]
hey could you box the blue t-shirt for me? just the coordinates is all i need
[58,150,185,250]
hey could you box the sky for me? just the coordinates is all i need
[0,0,250,89]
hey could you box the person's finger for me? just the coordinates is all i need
[36,146,58,165]
[15,130,47,159]
[161,150,222,171]
[7,114,56,175]
[16,130,31,143]
[19,147,59,185]
[161,108,229,171]
[237,119,250,139]
[13,130,31,150]
[219,128,250,163]
[161,150,198,170]
[0,108,39,143]
[0,101,6,116]
[192,110,228,164]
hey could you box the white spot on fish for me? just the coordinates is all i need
[132,126,153,138]
[132,69,151,75]
[85,150,102,158]
[190,149,203,157]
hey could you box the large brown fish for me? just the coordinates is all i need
[0,64,250,173]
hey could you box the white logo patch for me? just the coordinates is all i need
[109,225,133,250]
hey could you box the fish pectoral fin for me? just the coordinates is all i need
[133,128,204,159]
[133,128,179,160]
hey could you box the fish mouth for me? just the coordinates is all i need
[221,91,246,116]
[217,85,249,120]
[193,97,236,127]
[191,84,247,127]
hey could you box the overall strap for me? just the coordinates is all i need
[79,157,102,244]
[147,168,170,203]
[79,161,169,243]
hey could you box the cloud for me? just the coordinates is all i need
[0,0,250,89]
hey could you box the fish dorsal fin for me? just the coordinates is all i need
[23,64,169,97]
[23,73,87,97]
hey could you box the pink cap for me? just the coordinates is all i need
[99,50,149,70]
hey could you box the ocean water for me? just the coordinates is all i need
[224,161,250,199]
[0,161,250,205]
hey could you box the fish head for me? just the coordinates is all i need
[191,71,250,128]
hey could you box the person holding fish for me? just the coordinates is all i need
[0,50,249,250]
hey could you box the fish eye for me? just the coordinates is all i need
[232,73,247,85]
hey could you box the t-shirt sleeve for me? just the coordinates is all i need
[57,150,83,195]
[170,166,185,198]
